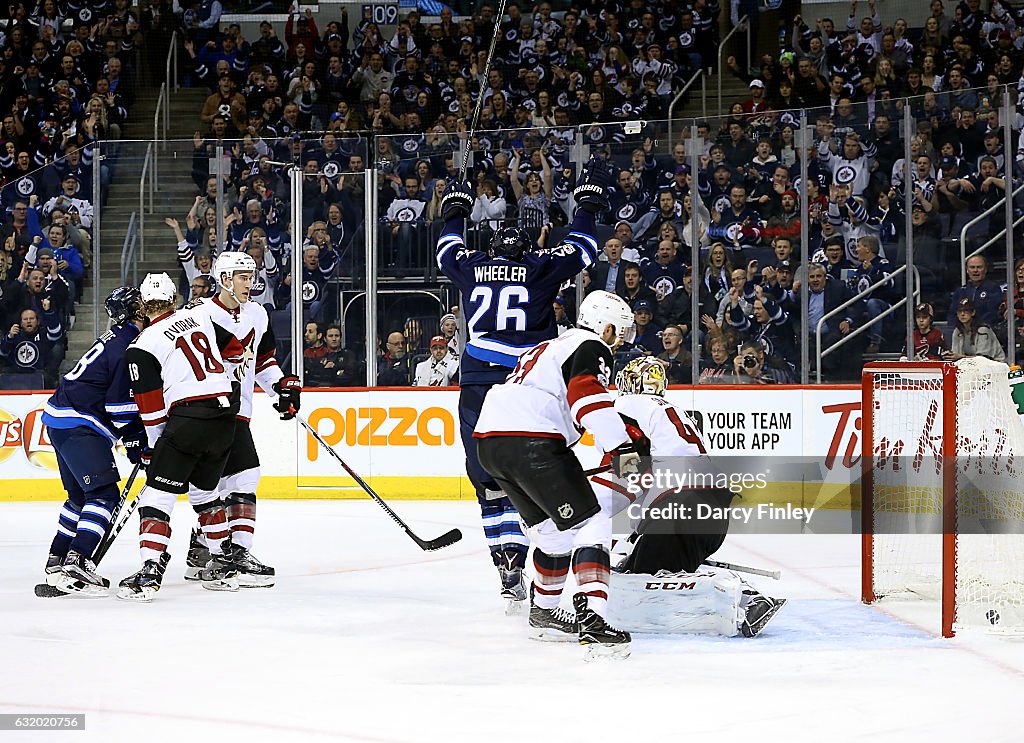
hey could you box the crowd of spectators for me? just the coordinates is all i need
[0,0,143,384]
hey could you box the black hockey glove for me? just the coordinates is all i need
[610,424,650,478]
[441,181,474,220]
[573,155,614,214]
[122,428,146,466]
[273,376,301,420]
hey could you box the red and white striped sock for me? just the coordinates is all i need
[139,508,171,564]
[532,550,570,610]
[197,501,231,554]
[572,546,611,616]
[225,493,256,550]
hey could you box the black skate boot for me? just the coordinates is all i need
[56,550,110,596]
[573,593,631,661]
[498,553,527,615]
[116,553,170,602]
[199,545,239,592]
[741,591,787,637]
[232,545,276,588]
[528,584,577,642]
[184,528,210,581]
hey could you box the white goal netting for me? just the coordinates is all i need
[866,357,1024,634]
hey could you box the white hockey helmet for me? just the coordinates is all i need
[214,251,257,288]
[139,272,176,303]
[616,356,667,397]
[577,290,636,346]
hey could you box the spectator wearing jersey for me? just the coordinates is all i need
[641,240,687,299]
[384,175,427,277]
[947,298,1005,363]
[699,335,733,383]
[726,283,798,371]
[818,131,876,197]
[656,324,692,384]
[414,335,458,387]
[904,303,947,360]
[948,255,1002,327]
[630,189,686,245]
[815,235,856,281]
[707,184,764,255]
[631,299,663,355]
[279,245,335,321]
[378,331,414,386]
[619,264,658,310]
[851,235,896,354]
[0,304,63,385]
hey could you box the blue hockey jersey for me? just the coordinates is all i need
[436,212,598,383]
[41,323,143,443]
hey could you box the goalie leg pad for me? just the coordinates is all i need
[606,567,744,636]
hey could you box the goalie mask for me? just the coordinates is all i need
[577,290,636,347]
[489,227,531,260]
[616,356,667,397]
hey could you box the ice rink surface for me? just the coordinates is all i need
[2,500,1023,743]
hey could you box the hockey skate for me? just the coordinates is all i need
[117,553,170,602]
[498,563,527,616]
[44,553,63,586]
[232,545,276,588]
[55,550,110,597]
[741,591,787,638]
[573,594,631,661]
[199,547,240,592]
[528,585,577,642]
[183,528,210,581]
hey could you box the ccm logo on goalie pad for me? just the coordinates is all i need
[305,406,456,458]
[644,581,697,591]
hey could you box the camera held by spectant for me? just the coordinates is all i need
[742,353,759,369]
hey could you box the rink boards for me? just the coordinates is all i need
[0,386,862,505]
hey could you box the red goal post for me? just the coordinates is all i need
[861,358,1024,638]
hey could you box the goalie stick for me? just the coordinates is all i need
[35,461,144,598]
[295,413,463,551]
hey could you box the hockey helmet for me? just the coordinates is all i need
[214,251,257,288]
[139,273,176,303]
[616,356,667,397]
[577,290,636,346]
[104,286,143,326]
[489,226,531,260]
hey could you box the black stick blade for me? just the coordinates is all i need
[419,528,463,551]
[34,583,67,598]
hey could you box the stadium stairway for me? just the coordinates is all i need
[66,87,210,366]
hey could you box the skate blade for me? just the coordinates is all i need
[183,566,204,581]
[504,597,527,616]
[528,626,577,643]
[237,574,276,588]
[116,586,158,602]
[581,641,632,661]
[201,576,240,592]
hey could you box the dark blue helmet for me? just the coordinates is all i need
[489,227,531,260]
[105,286,143,326]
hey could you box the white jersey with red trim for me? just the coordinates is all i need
[127,306,244,446]
[614,394,710,459]
[474,328,630,453]
[191,296,283,420]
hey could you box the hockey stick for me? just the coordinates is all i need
[703,559,782,580]
[295,413,463,551]
[34,461,144,598]
[459,0,511,180]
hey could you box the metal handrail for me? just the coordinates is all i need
[153,81,165,183]
[717,15,749,115]
[120,211,138,285]
[814,266,921,383]
[960,181,1024,284]
[139,142,153,259]
[668,69,705,144]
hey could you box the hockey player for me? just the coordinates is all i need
[475,290,643,659]
[117,273,246,601]
[40,287,148,595]
[436,156,611,610]
[181,251,300,588]
[592,356,786,638]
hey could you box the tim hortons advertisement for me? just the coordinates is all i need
[0,387,863,501]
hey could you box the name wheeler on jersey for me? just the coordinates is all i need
[42,323,142,443]
[191,296,283,421]
[474,328,629,453]
[435,229,597,368]
[126,306,244,446]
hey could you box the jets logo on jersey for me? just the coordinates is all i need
[323,161,340,178]
[15,342,38,367]
[835,165,856,185]
[617,203,638,221]
[395,206,417,222]
[652,276,676,299]
[252,276,266,296]
[726,223,744,242]
[678,31,694,47]
[17,177,34,195]
[302,281,319,301]
[714,195,731,214]
[588,126,608,142]
[402,138,419,153]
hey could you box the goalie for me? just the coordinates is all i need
[592,357,787,637]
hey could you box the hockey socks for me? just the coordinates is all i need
[68,487,119,559]
[49,499,82,559]
[572,546,611,616]
[480,497,529,569]
[225,492,256,550]
[194,500,231,555]
[139,507,172,564]
[532,550,571,610]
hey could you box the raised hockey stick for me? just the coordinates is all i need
[295,413,463,551]
[35,461,144,598]
[459,0,511,180]
[703,559,782,580]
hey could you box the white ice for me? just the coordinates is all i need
[2,500,1023,743]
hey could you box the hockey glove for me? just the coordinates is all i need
[122,426,147,466]
[610,424,650,478]
[272,376,301,420]
[573,155,614,214]
[440,181,474,220]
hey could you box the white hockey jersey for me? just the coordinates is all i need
[191,296,284,421]
[126,306,244,446]
[474,328,630,453]
[413,352,459,387]
[613,394,709,459]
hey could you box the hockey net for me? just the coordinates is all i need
[862,357,1024,637]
